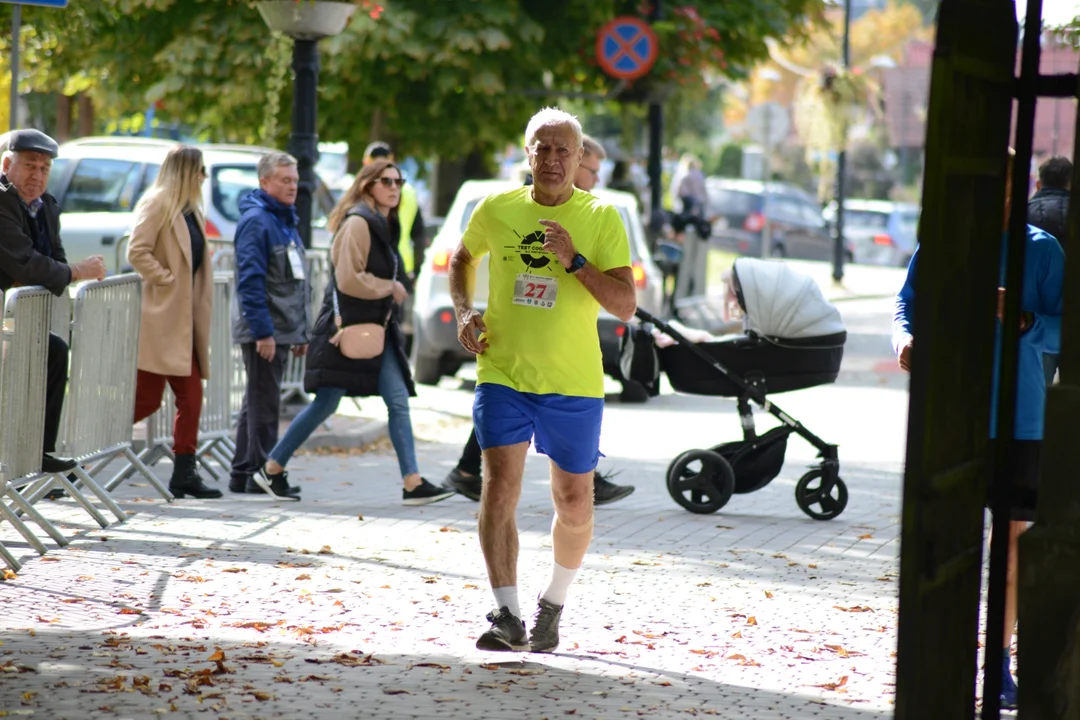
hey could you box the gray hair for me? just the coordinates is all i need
[257,151,297,180]
[524,107,583,149]
[582,135,606,160]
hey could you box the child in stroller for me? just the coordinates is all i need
[623,258,850,520]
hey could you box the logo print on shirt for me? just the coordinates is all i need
[504,230,552,270]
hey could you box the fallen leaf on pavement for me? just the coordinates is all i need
[2,569,17,580]
[833,606,874,613]
[480,664,499,671]
[318,545,333,555]
[36,616,59,624]
[808,564,818,569]
[222,568,247,574]
[814,675,849,691]
[383,688,409,695]
[251,691,273,701]
[295,574,312,581]
[764,591,774,599]
[731,631,742,639]
[357,514,364,520]
[747,617,758,626]
[506,668,544,676]
[277,562,313,569]
[858,534,874,540]
[60,598,84,604]
[413,663,451,671]
[439,595,451,602]
[228,620,284,632]
[439,527,461,533]
[726,654,747,661]
[118,608,142,616]
[422,576,439,584]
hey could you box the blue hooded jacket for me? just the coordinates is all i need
[232,189,309,345]
[892,226,1063,440]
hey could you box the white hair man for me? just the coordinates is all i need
[449,107,637,652]
[0,129,106,476]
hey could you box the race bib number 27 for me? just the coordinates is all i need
[513,273,557,309]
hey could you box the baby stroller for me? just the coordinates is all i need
[625,258,848,521]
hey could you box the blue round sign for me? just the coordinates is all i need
[596,17,659,81]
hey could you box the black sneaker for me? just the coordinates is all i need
[403,478,455,506]
[445,467,482,501]
[253,468,301,501]
[528,597,563,653]
[476,607,528,651]
[594,472,634,506]
[41,454,77,474]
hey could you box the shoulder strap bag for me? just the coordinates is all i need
[327,217,398,360]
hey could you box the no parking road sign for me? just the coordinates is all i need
[596,16,658,81]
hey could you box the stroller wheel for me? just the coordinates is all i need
[666,449,735,515]
[795,469,848,521]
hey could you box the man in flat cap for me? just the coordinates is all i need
[0,129,106,474]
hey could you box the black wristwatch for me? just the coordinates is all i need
[566,253,587,274]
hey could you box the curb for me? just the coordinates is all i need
[298,418,389,451]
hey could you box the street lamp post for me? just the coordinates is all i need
[831,0,852,284]
[256,0,356,249]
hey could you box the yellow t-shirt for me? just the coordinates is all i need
[462,187,631,398]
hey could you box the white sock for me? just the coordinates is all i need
[492,586,521,619]
[541,562,578,607]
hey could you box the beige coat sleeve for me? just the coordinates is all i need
[127,194,174,287]
[332,215,396,300]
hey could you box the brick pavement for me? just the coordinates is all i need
[0,391,904,720]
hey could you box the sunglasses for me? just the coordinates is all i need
[374,177,405,188]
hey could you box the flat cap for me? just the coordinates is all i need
[7,129,58,159]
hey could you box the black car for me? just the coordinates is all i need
[705,178,849,261]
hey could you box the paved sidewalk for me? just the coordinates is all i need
[0,409,902,719]
[781,260,906,303]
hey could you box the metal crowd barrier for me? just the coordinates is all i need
[281,250,328,404]
[0,288,70,570]
[111,275,236,485]
[36,277,163,519]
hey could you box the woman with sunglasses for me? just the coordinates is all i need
[260,160,454,505]
[128,145,221,499]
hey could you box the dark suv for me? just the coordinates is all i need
[705,178,847,261]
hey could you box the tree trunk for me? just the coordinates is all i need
[56,94,72,143]
[76,93,94,137]
[431,150,492,217]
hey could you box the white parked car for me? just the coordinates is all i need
[47,137,338,271]
[411,179,665,399]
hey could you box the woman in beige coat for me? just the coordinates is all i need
[128,145,221,499]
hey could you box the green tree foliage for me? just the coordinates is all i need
[0,0,822,161]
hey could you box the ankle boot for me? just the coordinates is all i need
[169,454,223,499]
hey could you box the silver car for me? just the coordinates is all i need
[410,179,665,399]
[824,199,919,267]
[47,137,337,271]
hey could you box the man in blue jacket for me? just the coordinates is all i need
[230,151,309,497]
[892,152,1064,709]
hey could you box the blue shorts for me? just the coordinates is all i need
[473,383,604,475]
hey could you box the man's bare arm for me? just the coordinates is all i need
[449,242,488,354]
[572,264,637,322]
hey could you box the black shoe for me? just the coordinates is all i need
[445,467,482,502]
[403,478,456,506]
[476,607,528,651]
[528,597,564,653]
[229,477,249,494]
[253,467,301,501]
[169,454,223,499]
[42,454,77,474]
[594,472,634,506]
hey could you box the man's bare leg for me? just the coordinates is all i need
[530,461,595,653]
[478,442,529,611]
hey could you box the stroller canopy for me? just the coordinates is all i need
[733,259,846,340]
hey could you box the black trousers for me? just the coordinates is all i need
[458,427,482,476]
[44,332,68,454]
[231,342,289,482]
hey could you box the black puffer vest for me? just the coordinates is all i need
[304,203,416,398]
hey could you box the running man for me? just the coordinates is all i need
[449,108,636,652]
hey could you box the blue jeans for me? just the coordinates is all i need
[267,350,419,478]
